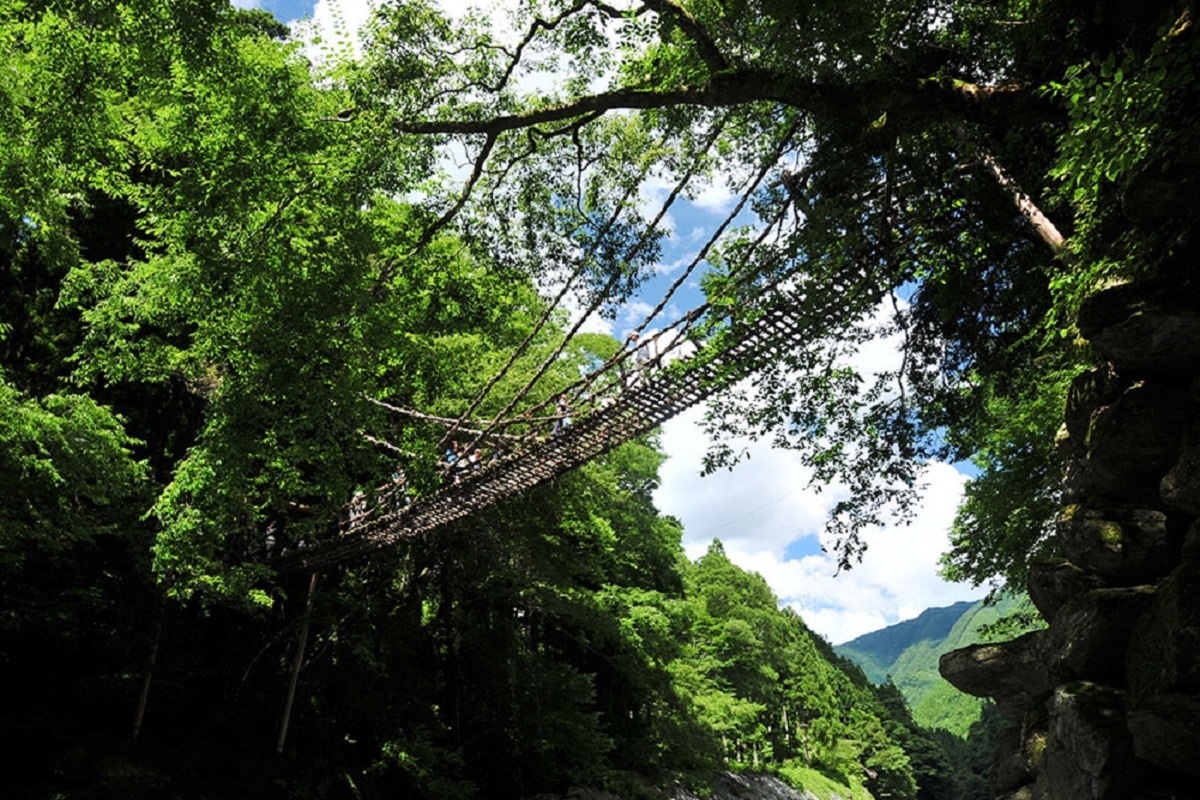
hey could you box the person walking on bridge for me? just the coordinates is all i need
[552,394,572,436]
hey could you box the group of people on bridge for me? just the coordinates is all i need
[345,328,666,525]
[437,441,498,483]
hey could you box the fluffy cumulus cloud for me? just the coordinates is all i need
[655,409,981,646]
[655,299,982,645]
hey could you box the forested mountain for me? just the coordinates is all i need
[837,602,977,685]
[836,597,1037,736]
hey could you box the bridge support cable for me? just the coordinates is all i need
[439,118,731,451]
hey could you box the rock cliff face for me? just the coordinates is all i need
[940,278,1200,799]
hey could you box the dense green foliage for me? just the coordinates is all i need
[0,4,965,797]
[4,0,1198,796]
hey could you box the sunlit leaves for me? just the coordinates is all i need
[0,378,148,565]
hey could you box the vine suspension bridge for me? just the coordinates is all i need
[275,296,814,573]
[273,115,828,574]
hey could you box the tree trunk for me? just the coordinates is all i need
[959,125,1074,261]
[131,596,166,740]
[276,570,318,754]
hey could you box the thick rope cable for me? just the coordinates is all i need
[622,119,802,344]
[436,144,668,448]
[436,115,736,448]
[443,115,734,448]
[456,115,734,456]
[512,121,804,423]
[367,397,541,437]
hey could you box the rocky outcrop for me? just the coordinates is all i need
[1077,279,1200,377]
[941,631,1051,722]
[663,773,822,800]
[1026,559,1104,621]
[531,773,827,800]
[941,277,1200,799]
[1056,503,1184,582]
[1042,587,1155,683]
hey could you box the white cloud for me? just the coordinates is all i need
[653,255,689,276]
[558,288,616,336]
[690,180,737,214]
[654,299,982,646]
[294,0,377,61]
[655,407,981,645]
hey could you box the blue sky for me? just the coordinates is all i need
[242,0,985,643]
[235,0,315,22]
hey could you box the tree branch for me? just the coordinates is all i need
[956,125,1074,262]
[642,0,730,73]
[394,72,1060,138]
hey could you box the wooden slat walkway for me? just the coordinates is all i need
[276,304,804,572]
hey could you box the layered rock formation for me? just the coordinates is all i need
[941,279,1200,799]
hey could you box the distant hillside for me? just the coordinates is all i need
[836,601,977,684]
[835,597,1036,736]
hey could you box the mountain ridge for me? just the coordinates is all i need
[834,597,1031,736]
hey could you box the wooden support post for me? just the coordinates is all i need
[277,570,319,754]
[131,595,166,740]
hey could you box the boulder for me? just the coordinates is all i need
[1033,682,1144,800]
[663,773,819,800]
[1161,422,1200,515]
[1078,280,1200,377]
[1127,563,1200,697]
[1184,519,1200,565]
[1027,559,1105,621]
[991,725,1031,795]
[1085,382,1193,502]
[1122,170,1194,224]
[940,631,1051,720]
[1057,503,1185,583]
[1042,587,1155,683]
[1127,693,1200,778]
[564,789,626,800]
[997,787,1034,800]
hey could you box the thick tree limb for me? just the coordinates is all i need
[957,125,1074,262]
[395,72,1060,138]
